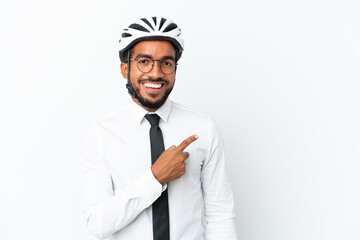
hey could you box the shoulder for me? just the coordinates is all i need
[90,106,131,130]
[170,101,221,135]
[170,101,211,121]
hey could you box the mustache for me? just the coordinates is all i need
[139,78,168,84]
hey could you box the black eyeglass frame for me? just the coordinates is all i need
[129,58,178,75]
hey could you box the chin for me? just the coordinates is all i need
[134,85,173,110]
[138,93,170,110]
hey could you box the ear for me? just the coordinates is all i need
[120,62,128,79]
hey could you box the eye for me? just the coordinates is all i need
[162,60,174,67]
[138,59,149,64]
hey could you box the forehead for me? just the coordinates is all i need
[132,40,176,58]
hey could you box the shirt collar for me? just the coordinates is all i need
[129,97,172,126]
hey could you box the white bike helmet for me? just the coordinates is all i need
[118,16,184,62]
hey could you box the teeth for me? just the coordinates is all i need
[143,82,162,89]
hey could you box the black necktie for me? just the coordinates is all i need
[145,114,170,240]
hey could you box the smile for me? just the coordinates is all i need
[143,82,163,89]
[141,81,165,94]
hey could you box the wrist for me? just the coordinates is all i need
[151,165,164,184]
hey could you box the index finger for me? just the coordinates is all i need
[177,134,199,151]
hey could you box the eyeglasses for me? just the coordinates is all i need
[129,57,177,75]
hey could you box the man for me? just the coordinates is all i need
[82,16,237,240]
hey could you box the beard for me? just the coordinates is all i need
[133,78,174,110]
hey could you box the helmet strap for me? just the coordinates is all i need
[125,49,139,99]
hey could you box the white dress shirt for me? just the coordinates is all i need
[81,98,237,240]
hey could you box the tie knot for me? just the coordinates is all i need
[145,114,160,127]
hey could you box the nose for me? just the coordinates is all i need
[147,60,164,78]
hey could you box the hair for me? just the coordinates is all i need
[123,47,134,62]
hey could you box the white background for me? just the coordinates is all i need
[1,0,359,239]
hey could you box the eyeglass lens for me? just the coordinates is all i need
[136,57,176,75]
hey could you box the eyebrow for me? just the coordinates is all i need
[162,56,176,61]
[135,54,175,61]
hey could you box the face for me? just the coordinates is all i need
[121,40,177,111]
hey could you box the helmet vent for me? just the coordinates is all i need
[152,17,157,26]
[163,23,178,33]
[141,18,155,31]
[159,18,167,30]
[129,23,150,32]
[122,33,132,38]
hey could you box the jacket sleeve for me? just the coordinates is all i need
[80,121,163,239]
[201,118,237,240]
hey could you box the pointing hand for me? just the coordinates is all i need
[151,135,198,184]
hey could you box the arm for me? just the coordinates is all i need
[81,121,163,239]
[201,118,237,240]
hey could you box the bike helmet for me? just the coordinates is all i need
[118,16,184,62]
